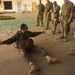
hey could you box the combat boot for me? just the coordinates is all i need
[58,31,61,33]
[36,25,39,26]
[29,62,38,74]
[64,39,68,42]
[41,21,43,27]
[52,31,55,35]
[46,55,59,64]
[64,37,68,42]
[67,50,75,55]
[67,48,75,55]
[59,35,64,39]
[41,25,44,27]
[45,27,49,30]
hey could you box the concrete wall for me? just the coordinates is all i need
[0,0,46,13]
[0,0,17,13]
[0,0,74,13]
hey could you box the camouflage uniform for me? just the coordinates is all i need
[51,4,60,34]
[37,3,45,26]
[1,23,59,74]
[60,1,74,41]
[44,1,53,29]
[2,31,48,63]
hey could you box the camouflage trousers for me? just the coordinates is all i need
[44,13,51,29]
[61,20,70,39]
[21,45,48,63]
[52,18,59,32]
[37,15,43,26]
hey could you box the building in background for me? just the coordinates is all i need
[0,0,75,13]
[0,0,45,13]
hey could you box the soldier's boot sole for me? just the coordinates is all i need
[29,62,39,74]
[46,56,59,64]
[29,65,39,74]
[48,58,59,64]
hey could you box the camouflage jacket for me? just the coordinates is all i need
[61,1,74,20]
[2,31,42,45]
[37,3,45,15]
[51,4,60,18]
[44,1,53,14]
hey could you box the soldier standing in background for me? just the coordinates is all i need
[51,1,60,35]
[59,0,74,42]
[44,0,53,30]
[36,0,45,27]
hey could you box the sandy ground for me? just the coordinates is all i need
[0,13,75,75]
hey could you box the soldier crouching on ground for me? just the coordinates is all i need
[59,0,74,42]
[0,23,59,74]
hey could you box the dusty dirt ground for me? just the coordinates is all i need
[0,13,75,75]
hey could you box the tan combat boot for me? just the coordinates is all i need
[59,35,64,39]
[29,62,38,74]
[67,48,75,55]
[64,38,68,42]
[46,56,59,64]
[52,31,55,35]
[41,25,44,27]
[45,27,49,30]
[36,25,39,26]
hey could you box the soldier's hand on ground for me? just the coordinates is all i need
[0,40,3,45]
